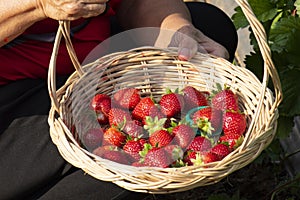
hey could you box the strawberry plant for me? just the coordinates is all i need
[232,0,300,138]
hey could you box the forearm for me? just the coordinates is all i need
[117,0,192,31]
[0,0,45,47]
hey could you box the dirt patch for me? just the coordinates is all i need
[143,161,294,200]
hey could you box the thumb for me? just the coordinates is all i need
[177,37,198,61]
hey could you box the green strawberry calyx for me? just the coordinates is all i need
[144,116,168,135]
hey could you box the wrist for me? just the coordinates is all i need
[34,0,48,20]
[160,13,192,31]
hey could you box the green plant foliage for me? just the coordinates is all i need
[232,0,300,134]
[270,16,300,54]
[232,0,278,29]
[296,0,300,14]
[232,1,300,197]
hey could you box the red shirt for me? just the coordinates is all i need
[0,0,122,85]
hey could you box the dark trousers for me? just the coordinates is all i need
[0,2,237,200]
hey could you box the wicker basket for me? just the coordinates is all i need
[48,0,282,194]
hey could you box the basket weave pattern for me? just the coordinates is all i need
[48,0,282,193]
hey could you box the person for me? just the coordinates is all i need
[0,0,238,199]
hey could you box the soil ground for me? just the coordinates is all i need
[142,161,297,200]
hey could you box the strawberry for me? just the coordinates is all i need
[192,106,222,135]
[108,107,131,127]
[112,88,141,110]
[103,127,126,147]
[81,128,104,151]
[163,144,184,163]
[201,152,219,164]
[149,129,173,148]
[222,110,247,136]
[211,84,239,111]
[103,150,129,164]
[182,86,208,110]
[90,93,111,124]
[187,136,212,152]
[92,145,114,157]
[210,143,230,160]
[142,105,167,126]
[219,133,244,150]
[144,147,171,168]
[93,146,130,165]
[122,120,144,138]
[138,138,148,147]
[144,116,173,148]
[183,150,197,166]
[159,89,184,118]
[123,139,144,162]
[132,97,156,122]
[131,161,146,167]
[184,151,218,166]
[172,124,196,149]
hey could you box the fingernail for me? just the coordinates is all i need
[178,48,191,61]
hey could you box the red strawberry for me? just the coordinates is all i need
[103,127,126,147]
[183,150,197,166]
[122,120,144,138]
[90,94,111,124]
[192,106,222,134]
[182,86,208,110]
[108,107,131,127]
[222,110,247,136]
[149,129,173,148]
[144,147,171,168]
[92,145,114,157]
[172,124,196,149]
[138,138,148,147]
[211,84,239,111]
[132,97,156,122]
[163,144,184,162]
[112,88,141,110]
[187,136,212,152]
[184,151,218,166]
[142,105,167,126]
[210,143,230,160]
[131,161,146,167]
[159,89,184,118]
[219,133,244,150]
[81,128,104,151]
[93,146,129,165]
[201,152,219,164]
[123,139,144,162]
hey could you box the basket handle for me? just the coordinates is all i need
[234,0,282,150]
[235,0,282,104]
[48,20,84,112]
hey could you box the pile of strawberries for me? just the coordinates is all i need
[82,84,247,168]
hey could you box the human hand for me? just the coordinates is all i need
[36,0,108,21]
[171,24,229,61]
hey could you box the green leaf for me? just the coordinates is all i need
[278,68,300,116]
[295,0,300,15]
[270,16,300,53]
[232,6,249,29]
[276,116,295,138]
[232,0,278,29]
[244,52,264,81]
